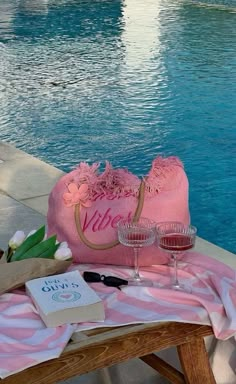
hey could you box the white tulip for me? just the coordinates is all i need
[58,241,69,249]
[54,246,72,261]
[8,231,26,250]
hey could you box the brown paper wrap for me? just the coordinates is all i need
[0,255,72,295]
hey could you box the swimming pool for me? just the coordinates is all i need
[0,0,235,254]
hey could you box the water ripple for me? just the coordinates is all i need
[0,0,235,253]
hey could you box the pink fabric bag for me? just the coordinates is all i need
[47,156,190,266]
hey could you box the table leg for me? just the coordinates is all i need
[177,337,216,384]
[140,354,185,384]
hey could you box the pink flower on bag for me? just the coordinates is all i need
[63,183,92,208]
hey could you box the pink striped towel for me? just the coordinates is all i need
[0,252,235,379]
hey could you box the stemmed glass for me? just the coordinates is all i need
[117,217,156,287]
[156,221,197,292]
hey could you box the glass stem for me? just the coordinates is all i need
[133,247,141,280]
[172,254,179,287]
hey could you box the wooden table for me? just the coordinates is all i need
[0,321,216,384]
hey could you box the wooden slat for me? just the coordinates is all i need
[140,354,185,384]
[0,322,213,384]
[177,337,216,384]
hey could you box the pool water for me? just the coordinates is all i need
[0,0,235,254]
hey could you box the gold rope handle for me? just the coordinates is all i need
[74,180,146,250]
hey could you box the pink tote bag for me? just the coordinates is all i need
[47,156,190,266]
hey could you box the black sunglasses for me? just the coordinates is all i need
[83,271,128,289]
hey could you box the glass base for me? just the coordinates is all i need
[128,277,153,287]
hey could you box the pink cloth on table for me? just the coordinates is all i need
[0,292,75,379]
[0,252,236,379]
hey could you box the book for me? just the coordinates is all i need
[25,270,105,327]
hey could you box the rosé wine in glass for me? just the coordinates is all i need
[156,222,197,292]
[159,233,194,252]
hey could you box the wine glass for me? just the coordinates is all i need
[156,221,197,292]
[117,217,156,287]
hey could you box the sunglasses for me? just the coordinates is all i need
[83,271,128,289]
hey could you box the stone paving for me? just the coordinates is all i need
[0,140,235,384]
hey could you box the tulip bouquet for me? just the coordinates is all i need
[6,225,72,263]
[0,225,72,295]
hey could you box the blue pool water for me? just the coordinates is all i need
[0,0,235,254]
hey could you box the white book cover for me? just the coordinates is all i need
[25,270,105,327]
